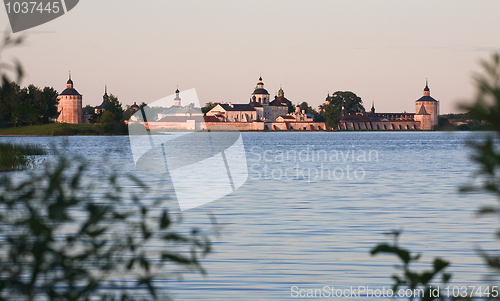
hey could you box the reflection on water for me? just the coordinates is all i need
[0,132,497,300]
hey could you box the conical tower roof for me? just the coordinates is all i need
[417,104,430,115]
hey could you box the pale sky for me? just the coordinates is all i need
[2,0,500,114]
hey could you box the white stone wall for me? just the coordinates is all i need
[264,106,288,121]
[414,114,432,130]
[254,107,264,120]
[206,105,257,122]
[415,101,439,128]
[225,111,256,122]
[57,95,82,124]
[339,120,421,131]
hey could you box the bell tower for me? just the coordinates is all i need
[174,87,181,107]
[251,76,270,104]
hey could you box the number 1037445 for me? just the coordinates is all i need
[444,286,498,298]
[5,2,61,14]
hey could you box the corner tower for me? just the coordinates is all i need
[57,72,83,124]
[415,79,439,129]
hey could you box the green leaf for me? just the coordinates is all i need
[161,252,193,265]
[139,256,150,272]
[442,273,451,283]
[162,233,189,243]
[159,210,170,229]
[433,258,449,273]
[371,244,411,264]
[86,227,107,237]
[477,206,498,215]
[141,222,152,239]
[420,272,434,285]
[137,276,156,297]
[127,258,135,270]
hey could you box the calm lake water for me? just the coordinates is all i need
[1,132,498,300]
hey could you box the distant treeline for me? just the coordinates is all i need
[437,112,490,131]
[0,81,59,127]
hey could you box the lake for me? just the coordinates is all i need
[1,131,498,300]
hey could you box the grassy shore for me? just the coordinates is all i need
[0,123,125,136]
[0,142,46,171]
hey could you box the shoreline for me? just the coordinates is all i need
[0,129,490,137]
[0,122,491,137]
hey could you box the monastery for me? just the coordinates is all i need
[56,73,439,131]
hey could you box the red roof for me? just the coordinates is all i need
[270,96,290,106]
[203,116,221,122]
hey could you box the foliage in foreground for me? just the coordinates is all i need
[460,53,500,274]
[0,33,23,86]
[0,153,214,300]
[371,231,454,301]
[372,53,500,300]
[0,142,46,172]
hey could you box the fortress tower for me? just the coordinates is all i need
[57,73,82,124]
[415,79,439,130]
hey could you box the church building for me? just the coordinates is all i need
[94,85,108,114]
[207,76,289,122]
